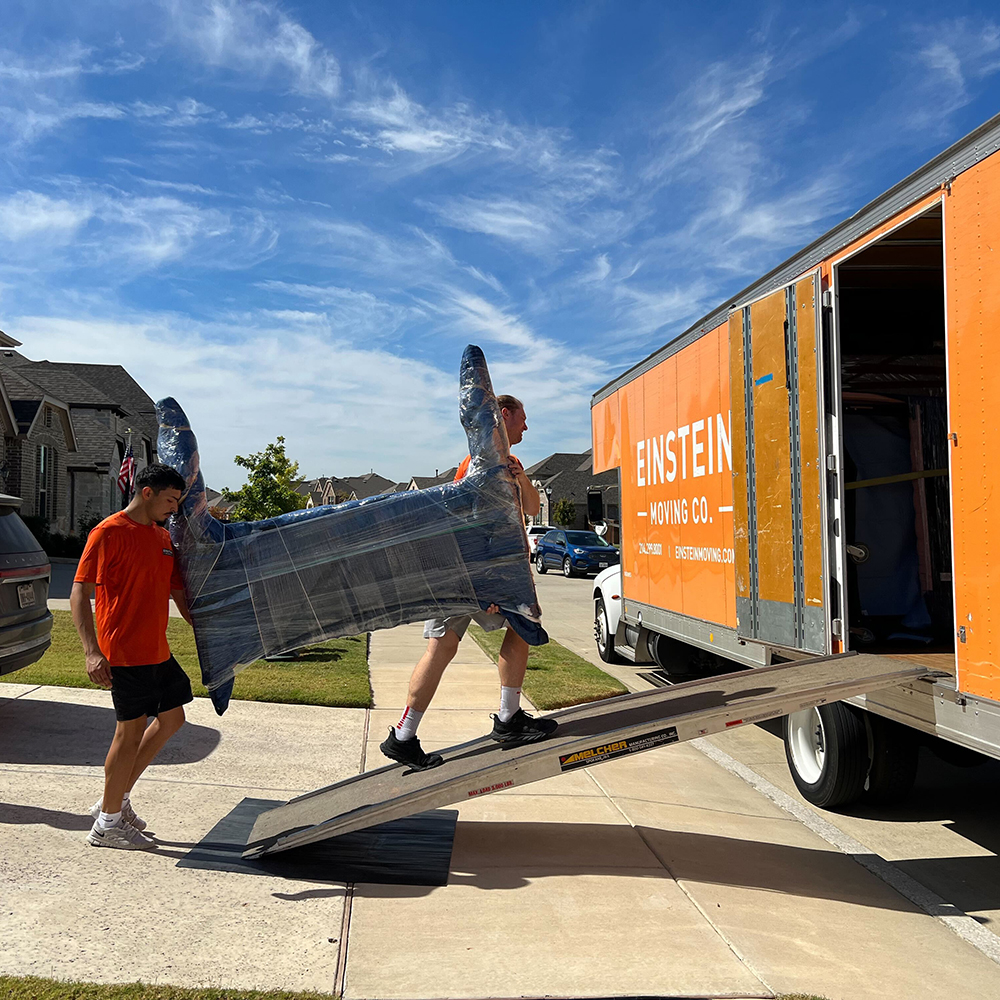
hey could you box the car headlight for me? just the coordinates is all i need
[573,548,586,555]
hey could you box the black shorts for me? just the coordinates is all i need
[110,656,193,722]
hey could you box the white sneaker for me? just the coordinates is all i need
[88,799,147,831]
[86,819,155,850]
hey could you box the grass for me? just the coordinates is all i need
[0,979,335,1000]
[467,622,628,710]
[0,977,830,1000]
[0,610,372,709]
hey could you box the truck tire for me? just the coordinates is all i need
[595,597,621,664]
[535,553,547,573]
[863,714,919,805]
[784,703,868,808]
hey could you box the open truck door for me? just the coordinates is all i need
[729,271,829,654]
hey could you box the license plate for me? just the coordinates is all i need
[599,562,608,568]
[17,583,35,608]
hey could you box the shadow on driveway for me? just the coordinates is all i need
[0,697,221,767]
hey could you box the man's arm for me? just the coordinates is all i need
[70,581,112,689]
[510,460,540,517]
[171,588,194,628]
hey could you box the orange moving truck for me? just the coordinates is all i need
[591,112,1000,809]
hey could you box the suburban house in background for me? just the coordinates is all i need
[527,449,620,543]
[0,331,158,535]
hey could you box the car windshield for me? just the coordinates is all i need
[565,531,610,547]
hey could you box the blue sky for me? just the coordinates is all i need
[2,1,1000,489]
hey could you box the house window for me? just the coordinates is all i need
[37,445,57,521]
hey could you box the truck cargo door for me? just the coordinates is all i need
[729,273,827,653]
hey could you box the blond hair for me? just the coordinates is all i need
[497,394,523,414]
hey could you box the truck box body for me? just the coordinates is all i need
[592,112,1000,761]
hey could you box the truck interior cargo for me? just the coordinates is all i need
[834,206,954,662]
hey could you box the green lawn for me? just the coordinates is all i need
[467,623,628,710]
[0,610,372,709]
[0,979,335,1000]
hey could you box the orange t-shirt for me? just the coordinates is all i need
[75,511,184,666]
[454,454,521,481]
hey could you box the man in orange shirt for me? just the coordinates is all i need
[381,394,556,770]
[72,463,194,850]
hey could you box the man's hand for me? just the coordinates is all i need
[506,456,523,478]
[86,651,113,689]
[486,604,501,615]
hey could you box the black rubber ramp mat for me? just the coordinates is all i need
[177,797,457,886]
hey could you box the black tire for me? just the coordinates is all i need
[595,597,621,664]
[784,703,869,808]
[535,553,547,574]
[562,556,574,577]
[863,714,919,805]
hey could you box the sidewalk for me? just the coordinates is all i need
[345,626,1000,1000]
[2,625,1000,998]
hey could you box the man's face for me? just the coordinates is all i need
[144,487,183,525]
[502,405,527,446]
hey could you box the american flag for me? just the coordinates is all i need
[117,444,135,498]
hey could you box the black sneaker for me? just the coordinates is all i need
[379,728,444,771]
[490,708,558,745]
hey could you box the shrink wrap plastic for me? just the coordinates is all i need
[156,346,545,714]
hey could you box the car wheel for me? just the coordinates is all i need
[535,553,547,574]
[784,703,868,808]
[562,556,574,577]
[595,597,621,663]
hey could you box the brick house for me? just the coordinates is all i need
[0,334,160,534]
[526,449,620,542]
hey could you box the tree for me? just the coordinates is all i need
[221,437,308,522]
[551,497,577,528]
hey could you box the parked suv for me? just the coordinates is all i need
[526,524,554,557]
[0,495,52,675]
[534,529,619,577]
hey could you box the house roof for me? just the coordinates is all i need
[343,472,396,499]
[535,467,618,506]
[409,466,458,490]
[2,355,158,443]
[524,452,590,479]
[0,364,76,447]
[0,360,117,408]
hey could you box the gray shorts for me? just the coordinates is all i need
[424,611,508,640]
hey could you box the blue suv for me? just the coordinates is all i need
[534,529,619,578]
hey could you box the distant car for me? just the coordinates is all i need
[526,524,554,556]
[534,528,619,578]
[0,495,52,675]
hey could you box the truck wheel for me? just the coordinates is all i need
[595,597,621,664]
[784,703,868,808]
[535,553,547,574]
[562,557,574,577]
[863,714,919,805]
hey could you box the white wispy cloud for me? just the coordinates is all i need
[0,191,94,240]
[164,0,340,98]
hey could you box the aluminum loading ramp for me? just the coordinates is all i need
[244,653,941,859]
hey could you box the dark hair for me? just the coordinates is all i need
[135,463,185,494]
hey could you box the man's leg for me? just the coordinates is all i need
[406,631,461,713]
[490,627,558,744]
[125,706,185,794]
[86,716,155,849]
[380,629,461,770]
[101,717,146,815]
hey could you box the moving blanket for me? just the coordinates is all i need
[156,345,546,715]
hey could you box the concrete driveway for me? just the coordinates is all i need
[3,594,1000,998]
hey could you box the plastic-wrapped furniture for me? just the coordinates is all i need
[157,345,545,713]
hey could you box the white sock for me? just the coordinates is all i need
[394,707,423,741]
[98,810,122,830]
[498,686,522,722]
